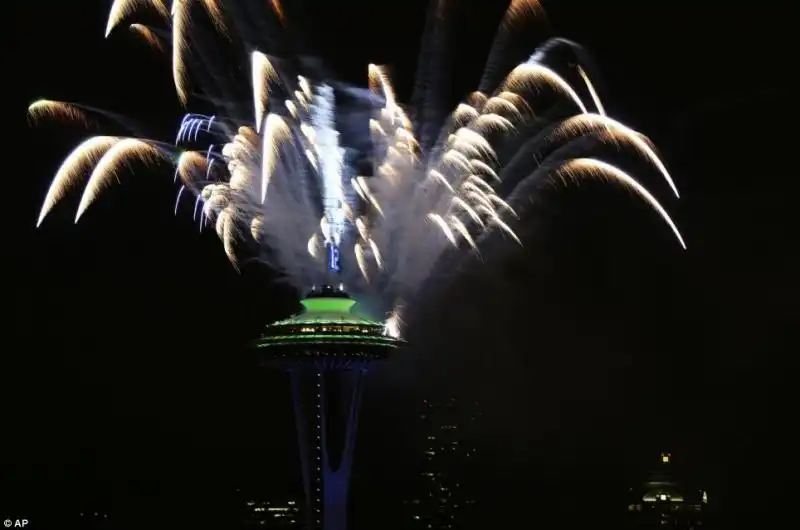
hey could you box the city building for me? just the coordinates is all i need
[75,510,110,529]
[254,284,405,530]
[242,498,302,529]
[627,453,708,529]
[404,397,480,529]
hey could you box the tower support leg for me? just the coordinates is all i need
[289,366,367,530]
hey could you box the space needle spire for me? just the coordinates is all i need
[310,83,346,280]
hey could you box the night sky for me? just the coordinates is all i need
[8,1,797,529]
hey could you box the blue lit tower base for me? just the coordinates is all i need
[254,286,404,530]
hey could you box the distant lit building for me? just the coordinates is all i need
[627,453,708,529]
[405,398,480,529]
[75,510,110,529]
[243,498,301,529]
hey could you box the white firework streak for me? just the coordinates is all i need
[309,84,347,246]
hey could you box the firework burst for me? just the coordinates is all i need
[32,0,685,329]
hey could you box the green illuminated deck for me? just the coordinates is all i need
[269,297,383,327]
[256,333,401,344]
[254,293,404,354]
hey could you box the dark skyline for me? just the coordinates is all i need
[8,1,796,529]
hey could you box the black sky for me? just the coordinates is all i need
[7,1,798,529]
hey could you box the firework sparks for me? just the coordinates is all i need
[106,0,169,37]
[201,0,229,36]
[75,139,167,221]
[383,307,404,338]
[251,52,276,133]
[128,24,165,53]
[172,0,190,105]
[33,0,684,323]
[556,158,686,249]
[553,114,679,198]
[28,100,83,124]
[268,0,286,26]
[37,136,119,226]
